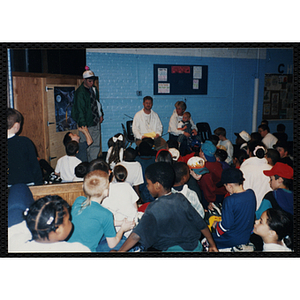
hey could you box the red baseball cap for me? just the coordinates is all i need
[263,162,293,179]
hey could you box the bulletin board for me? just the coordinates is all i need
[153,64,208,95]
[262,74,293,120]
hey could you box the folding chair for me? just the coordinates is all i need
[196,122,212,143]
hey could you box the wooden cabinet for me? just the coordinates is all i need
[12,72,82,168]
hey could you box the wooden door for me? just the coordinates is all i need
[46,84,79,168]
[13,76,48,160]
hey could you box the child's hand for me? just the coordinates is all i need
[120,218,136,232]
[190,170,202,181]
[78,126,88,133]
[207,202,214,211]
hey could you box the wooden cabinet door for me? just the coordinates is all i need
[46,84,79,168]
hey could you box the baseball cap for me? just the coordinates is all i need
[83,66,96,79]
[169,148,180,161]
[219,168,245,185]
[234,130,251,142]
[263,162,293,179]
[201,140,216,162]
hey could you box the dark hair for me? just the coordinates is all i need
[113,165,128,182]
[145,162,175,190]
[265,208,293,249]
[63,132,72,146]
[173,162,189,185]
[250,132,262,142]
[214,127,226,137]
[65,141,79,156]
[124,147,137,161]
[156,150,173,164]
[88,159,110,174]
[277,123,286,132]
[215,149,228,162]
[233,149,249,166]
[24,195,70,241]
[258,124,270,133]
[274,174,292,190]
[108,133,125,166]
[209,135,219,146]
[138,141,154,156]
[167,139,179,150]
[248,141,266,159]
[261,119,269,126]
[75,162,90,178]
[143,96,153,103]
[7,108,23,130]
[266,149,280,166]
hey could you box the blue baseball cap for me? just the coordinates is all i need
[201,140,216,162]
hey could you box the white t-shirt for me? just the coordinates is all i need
[263,242,292,252]
[116,161,144,187]
[55,155,82,182]
[102,182,139,238]
[240,157,272,210]
[8,221,90,253]
[217,139,234,164]
[262,133,278,149]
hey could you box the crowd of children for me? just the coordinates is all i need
[8,107,294,253]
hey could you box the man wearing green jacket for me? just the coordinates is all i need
[71,67,104,161]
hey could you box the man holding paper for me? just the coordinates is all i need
[132,96,166,150]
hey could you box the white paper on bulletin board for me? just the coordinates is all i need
[158,83,170,93]
[193,66,202,79]
[158,68,168,81]
[193,79,199,89]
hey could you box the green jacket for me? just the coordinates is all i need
[71,83,103,127]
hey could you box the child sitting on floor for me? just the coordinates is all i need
[212,168,256,251]
[106,133,126,170]
[114,162,218,252]
[68,170,135,252]
[55,141,82,182]
[8,195,90,252]
[102,165,139,238]
[253,208,293,252]
[172,161,205,218]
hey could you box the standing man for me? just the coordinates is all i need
[71,66,104,162]
[132,96,166,150]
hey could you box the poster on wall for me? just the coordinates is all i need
[262,74,293,120]
[54,87,77,132]
[154,64,208,95]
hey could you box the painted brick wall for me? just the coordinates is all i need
[87,49,293,152]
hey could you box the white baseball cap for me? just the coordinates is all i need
[234,130,251,142]
[83,66,96,79]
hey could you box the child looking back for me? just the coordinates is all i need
[68,170,135,252]
[55,141,82,182]
[253,208,292,251]
[102,165,139,238]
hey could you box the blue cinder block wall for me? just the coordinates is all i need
[86,48,293,152]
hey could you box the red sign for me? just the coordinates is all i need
[171,66,190,74]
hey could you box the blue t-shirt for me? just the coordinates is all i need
[68,196,116,252]
[213,189,256,249]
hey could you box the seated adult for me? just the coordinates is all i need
[168,101,197,155]
[132,96,167,151]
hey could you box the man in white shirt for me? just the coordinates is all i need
[258,124,278,149]
[132,96,166,150]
